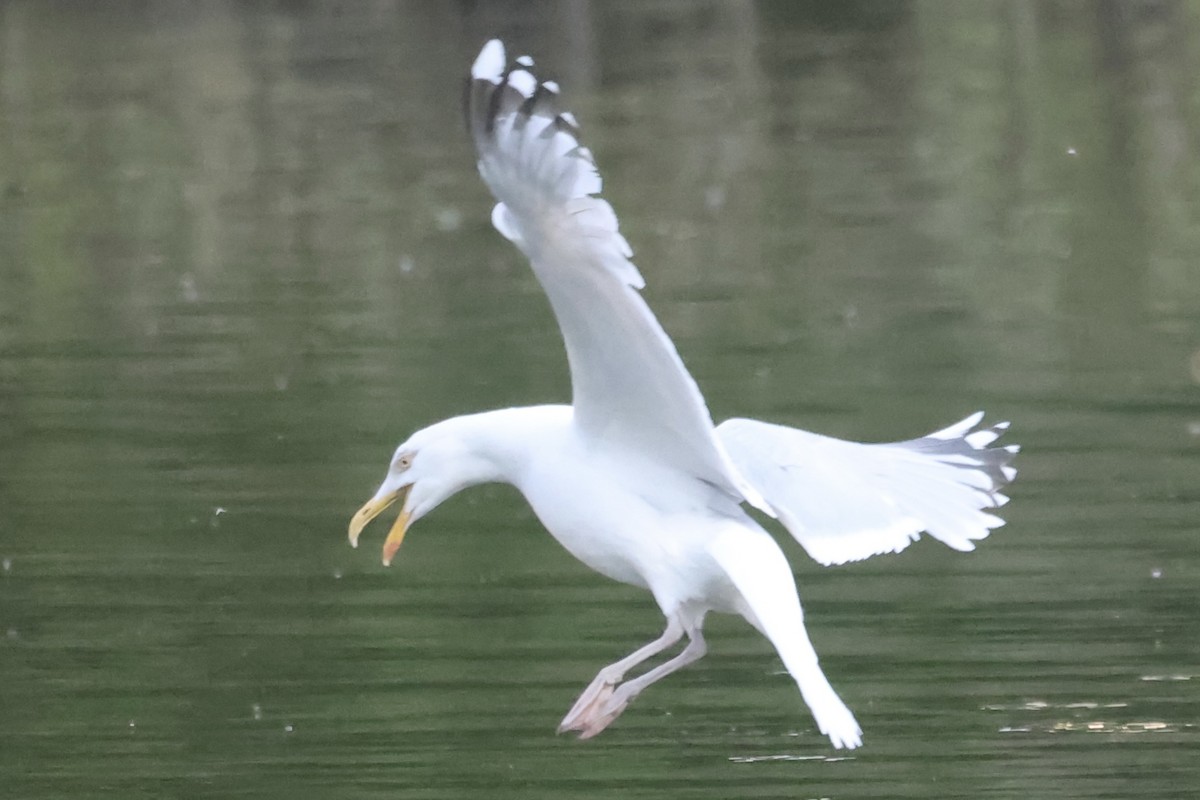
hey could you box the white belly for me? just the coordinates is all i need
[514,435,750,615]
[521,465,655,589]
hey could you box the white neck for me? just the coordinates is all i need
[429,404,572,487]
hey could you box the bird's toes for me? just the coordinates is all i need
[575,719,609,740]
[575,696,629,740]
[558,683,616,734]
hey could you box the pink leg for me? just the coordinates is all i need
[560,616,709,738]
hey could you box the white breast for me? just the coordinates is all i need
[514,429,752,615]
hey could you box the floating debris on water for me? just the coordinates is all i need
[984,700,1128,711]
[1052,720,1174,734]
[729,754,841,764]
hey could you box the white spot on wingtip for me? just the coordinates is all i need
[965,430,999,448]
[508,69,536,98]
[472,40,506,82]
[929,411,984,440]
[515,54,534,67]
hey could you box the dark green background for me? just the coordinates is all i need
[1,1,1197,797]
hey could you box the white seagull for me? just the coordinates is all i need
[349,40,1018,749]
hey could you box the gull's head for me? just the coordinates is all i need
[347,421,484,566]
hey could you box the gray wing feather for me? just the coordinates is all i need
[717,413,1018,565]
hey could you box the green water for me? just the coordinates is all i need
[1,2,1197,798]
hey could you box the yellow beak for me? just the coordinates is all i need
[348,485,413,567]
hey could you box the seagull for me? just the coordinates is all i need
[348,39,1018,749]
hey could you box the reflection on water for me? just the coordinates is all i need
[1,2,1197,798]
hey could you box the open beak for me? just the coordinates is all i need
[348,485,413,567]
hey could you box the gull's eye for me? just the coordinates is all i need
[395,453,413,471]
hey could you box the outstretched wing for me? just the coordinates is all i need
[717,412,1018,565]
[465,40,768,511]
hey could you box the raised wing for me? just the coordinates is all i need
[465,40,768,511]
[717,412,1018,565]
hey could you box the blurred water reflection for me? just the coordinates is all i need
[1,2,1197,798]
